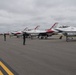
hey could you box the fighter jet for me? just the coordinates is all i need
[25,23,58,39]
[10,25,40,37]
[56,25,76,41]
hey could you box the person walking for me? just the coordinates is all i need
[4,33,6,41]
[23,32,26,45]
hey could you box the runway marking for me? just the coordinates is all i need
[0,71,3,75]
[0,61,14,75]
[0,58,18,75]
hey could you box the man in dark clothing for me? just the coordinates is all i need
[59,35,63,39]
[23,32,26,45]
[4,33,6,41]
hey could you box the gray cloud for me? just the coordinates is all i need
[0,0,76,32]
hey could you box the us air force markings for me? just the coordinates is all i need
[0,58,18,75]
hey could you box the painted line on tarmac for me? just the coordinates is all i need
[0,58,18,75]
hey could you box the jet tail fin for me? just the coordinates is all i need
[23,27,28,31]
[34,25,40,30]
[49,22,58,30]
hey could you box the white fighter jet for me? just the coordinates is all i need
[56,25,76,41]
[25,23,58,39]
[10,25,40,38]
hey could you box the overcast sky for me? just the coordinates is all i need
[0,0,76,33]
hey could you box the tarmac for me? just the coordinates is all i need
[0,35,76,75]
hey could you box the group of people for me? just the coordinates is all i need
[3,32,27,45]
[3,32,63,45]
